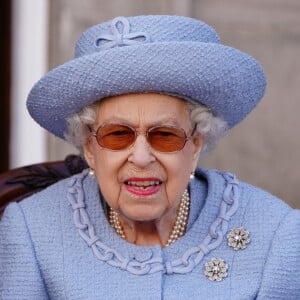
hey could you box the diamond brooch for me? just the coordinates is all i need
[204,227,250,281]
[204,258,228,281]
[227,227,250,250]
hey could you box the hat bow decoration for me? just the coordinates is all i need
[95,16,151,51]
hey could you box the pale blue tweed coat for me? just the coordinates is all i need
[1,168,300,299]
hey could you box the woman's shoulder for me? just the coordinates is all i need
[200,167,296,214]
[2,169,90,222]
[198,167,300,241]
[236,174,298,222]
[20,173,73,210]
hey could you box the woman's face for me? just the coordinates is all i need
[84,93,203,222]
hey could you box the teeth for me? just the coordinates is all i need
[126,180,161,187]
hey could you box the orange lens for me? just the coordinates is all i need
[96,124,136,150]
[147,126,186,152]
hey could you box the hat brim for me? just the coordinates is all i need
[27,42,266,139]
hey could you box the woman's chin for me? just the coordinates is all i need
[120,207,165,223]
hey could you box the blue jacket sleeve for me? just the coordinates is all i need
[257,209,300,299]
[0,202,49,300]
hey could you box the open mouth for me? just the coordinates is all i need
[124,178,162,195]
[125,180,161,190]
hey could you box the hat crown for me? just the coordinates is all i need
[75,15,220,58]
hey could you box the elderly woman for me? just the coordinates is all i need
[1,15,299,299]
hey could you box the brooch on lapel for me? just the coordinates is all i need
[227,227,250,250]
[204,258,228,281]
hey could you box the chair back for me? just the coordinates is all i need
[0,155,87,217]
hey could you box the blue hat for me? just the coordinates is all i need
[27,15,266,139]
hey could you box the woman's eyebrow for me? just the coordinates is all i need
[96,117,182,127]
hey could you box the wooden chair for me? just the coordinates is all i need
[0,155,88,217]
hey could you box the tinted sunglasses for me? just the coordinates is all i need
[89,123,196,152]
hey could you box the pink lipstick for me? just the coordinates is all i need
[124,177,162,196]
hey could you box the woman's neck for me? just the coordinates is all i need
[108,189,190,247]
[121,217,174,247]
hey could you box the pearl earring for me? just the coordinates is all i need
[190,172,195,180]
[89,168,95,176]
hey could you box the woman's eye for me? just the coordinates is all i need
[152,128,179,137]
[107,129,132,137]
[100,125,133,138]
[111,130,128,135]
[156,130,176,136]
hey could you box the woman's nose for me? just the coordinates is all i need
[128,135,156,167]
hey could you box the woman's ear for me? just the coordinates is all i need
[83,139,95,170]
[191,134,204,170]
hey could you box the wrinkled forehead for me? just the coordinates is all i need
[94,93,192,128]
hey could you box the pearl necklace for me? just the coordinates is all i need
[109,188,190,247]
